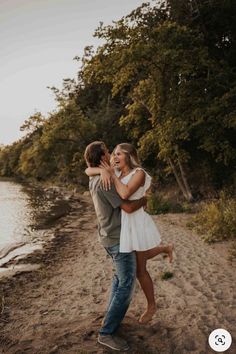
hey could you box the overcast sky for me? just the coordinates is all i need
[0,0,146,145]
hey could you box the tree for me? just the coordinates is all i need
[20,112,45,137]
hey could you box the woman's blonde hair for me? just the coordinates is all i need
[112,143,141,169]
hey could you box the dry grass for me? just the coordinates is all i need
[192,193,236,243]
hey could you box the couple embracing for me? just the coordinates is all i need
[84,141,173,351]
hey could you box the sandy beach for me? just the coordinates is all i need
[0,193,235,354]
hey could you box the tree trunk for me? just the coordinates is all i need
[177,156,194,201]
[168,158,190,201]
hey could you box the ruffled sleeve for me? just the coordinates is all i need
[130,167,152,191]
[144,171,152,191]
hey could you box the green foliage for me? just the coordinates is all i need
[192,193,236,242]
[20,112,45,136]
[147,192,188,214]
[0,0,235,196]
[161,271,174,280]
[86,2,236,197]
[0,141,24,177]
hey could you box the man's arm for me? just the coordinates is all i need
[121,197,147,214]
[99,184,146,213]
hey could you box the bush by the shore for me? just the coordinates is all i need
[191,193,236,243]
[147,192,192,214]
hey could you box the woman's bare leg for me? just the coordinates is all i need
[136,251,157,324]
[146,244,174,263]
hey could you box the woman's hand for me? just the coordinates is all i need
[99,167,112,191]
[100,161,115,176]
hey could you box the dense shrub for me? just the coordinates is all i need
[147,192,191,214]
[192,194,236,242]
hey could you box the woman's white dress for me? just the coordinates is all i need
[119,168,161,253]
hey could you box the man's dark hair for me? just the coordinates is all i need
[84,141,106,167]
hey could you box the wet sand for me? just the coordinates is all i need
[0,193,235,354]
[0,180,71,272]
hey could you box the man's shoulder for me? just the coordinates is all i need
[89,175,101,191]
[89,176,111,199]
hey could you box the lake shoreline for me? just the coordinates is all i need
[0,191,236,353]
[0,180,74,277]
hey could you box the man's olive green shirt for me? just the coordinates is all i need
[89,175,123,247]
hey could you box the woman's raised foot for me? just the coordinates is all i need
[138,306,157,324]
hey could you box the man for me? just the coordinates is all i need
[84,141,146,351]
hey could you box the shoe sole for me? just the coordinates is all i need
[98,338,129,351]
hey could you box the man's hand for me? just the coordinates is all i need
[121,196,147,213]
[142,196,147,210]
[100,161,115,176]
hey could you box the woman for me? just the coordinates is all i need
[86,143,173,324]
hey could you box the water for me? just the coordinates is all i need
[0,179,69,275]
[0,181,34,248]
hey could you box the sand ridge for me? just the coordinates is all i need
[0,194,235,353]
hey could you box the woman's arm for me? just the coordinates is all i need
[85,167,112,190]
[100,162,145,199]
[112,169,145,199]
[85,167,102,176]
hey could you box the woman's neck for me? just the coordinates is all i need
[120,165,131,177]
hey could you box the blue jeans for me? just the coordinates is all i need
[99,244,136,335]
